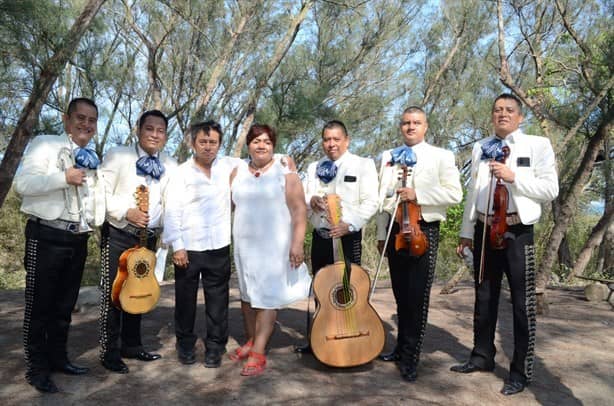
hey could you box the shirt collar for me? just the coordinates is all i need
[331,150,350,166]
[191,156,219,170]
[495,128,522,144]
[136,144,160,158]
[405,140,427,152]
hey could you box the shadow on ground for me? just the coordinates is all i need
[0,279,612,405]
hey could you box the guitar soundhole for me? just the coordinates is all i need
[330,284,355,309]
[134,261,150,278]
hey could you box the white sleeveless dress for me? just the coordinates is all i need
[231,159,311,309]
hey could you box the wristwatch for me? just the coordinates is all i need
[348,224,357,233]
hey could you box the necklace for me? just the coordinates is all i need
[249,159,274,177]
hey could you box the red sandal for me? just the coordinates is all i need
[240,351,266,376]
[229,339,253,361]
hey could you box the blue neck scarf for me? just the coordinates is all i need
[136,155,165,180]
[389,145,417,167]
[74,147,100,169]
[480,138,507,162]
[316,160,338,184]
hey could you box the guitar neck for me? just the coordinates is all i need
[139,229,147,248]
[332,237,344,264]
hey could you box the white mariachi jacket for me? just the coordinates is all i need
[376,142,463,240]
[100,145,177,230]
[459,130,559,240]
[303,151,379,231]
[14,134,105,226]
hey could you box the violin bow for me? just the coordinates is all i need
[370,193,401,301]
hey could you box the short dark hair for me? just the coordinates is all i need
[493,93,523,114]
[246,124,277,147]
[190,120,223,144]
[401,105,426,116]
[67,97,98,116]
[321,120,348,138]
[138,110,168,130]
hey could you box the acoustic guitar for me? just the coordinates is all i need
[111,185,161,314]
[310,194,385,367]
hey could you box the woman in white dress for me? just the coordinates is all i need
[230,124,310,376]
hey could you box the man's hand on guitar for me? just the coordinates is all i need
[329,222,351,239]
[310,195,327,213]
[126,208,150,228]
[173,249,189,268]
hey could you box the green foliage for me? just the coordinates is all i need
[0,188,26,289]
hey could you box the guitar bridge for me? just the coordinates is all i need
[129,294,153,299]
[325,330,370,340]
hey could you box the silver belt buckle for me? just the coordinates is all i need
[66,222,80,233]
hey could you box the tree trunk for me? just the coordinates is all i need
[566,207,614,282]
[232,0,313,157]
[0,0,107,209]
[558,236,573,269]
[440,265,468,295]
[536,107,614,308]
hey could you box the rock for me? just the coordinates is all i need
[584,283,609,302]
[73,286,100,313]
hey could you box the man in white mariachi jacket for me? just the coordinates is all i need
[450,94,558,396]
[14,97,104,393]
[294,120,379,354]
[376,106,462,383]
[98,110,177,374]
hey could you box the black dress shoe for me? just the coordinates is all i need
[399,364,417,382]
[101,358,129,374]
[122,351,161,362]
[293,343,312,354]
[378,350,400,362]
[450,361,494,374]
[177,348,196,365]
[501,380,526,396]
[52,362,90,375]
[204,350,225,368]
[29,375,59,393]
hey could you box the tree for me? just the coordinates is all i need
[0,0,108,208]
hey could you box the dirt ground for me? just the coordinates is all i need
[0,278,612,406]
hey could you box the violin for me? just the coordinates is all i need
[488,146,510,250]
[394,166,428,257]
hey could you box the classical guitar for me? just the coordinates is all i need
[111,185,161,314]
[310,194,385,367]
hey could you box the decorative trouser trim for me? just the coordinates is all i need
[524,244,536,383]
[98,228,111,361]
[386,221,440,367]
[23,237,39,381]
[411,223,440,366]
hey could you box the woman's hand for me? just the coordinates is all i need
[289,243,304,268]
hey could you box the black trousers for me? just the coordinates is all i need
[99,222,158,361]
[310,229,362,275]
[385,220,440,368]
[470,221,536,384]
[23,219,89,380]
[174,246,231,354]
